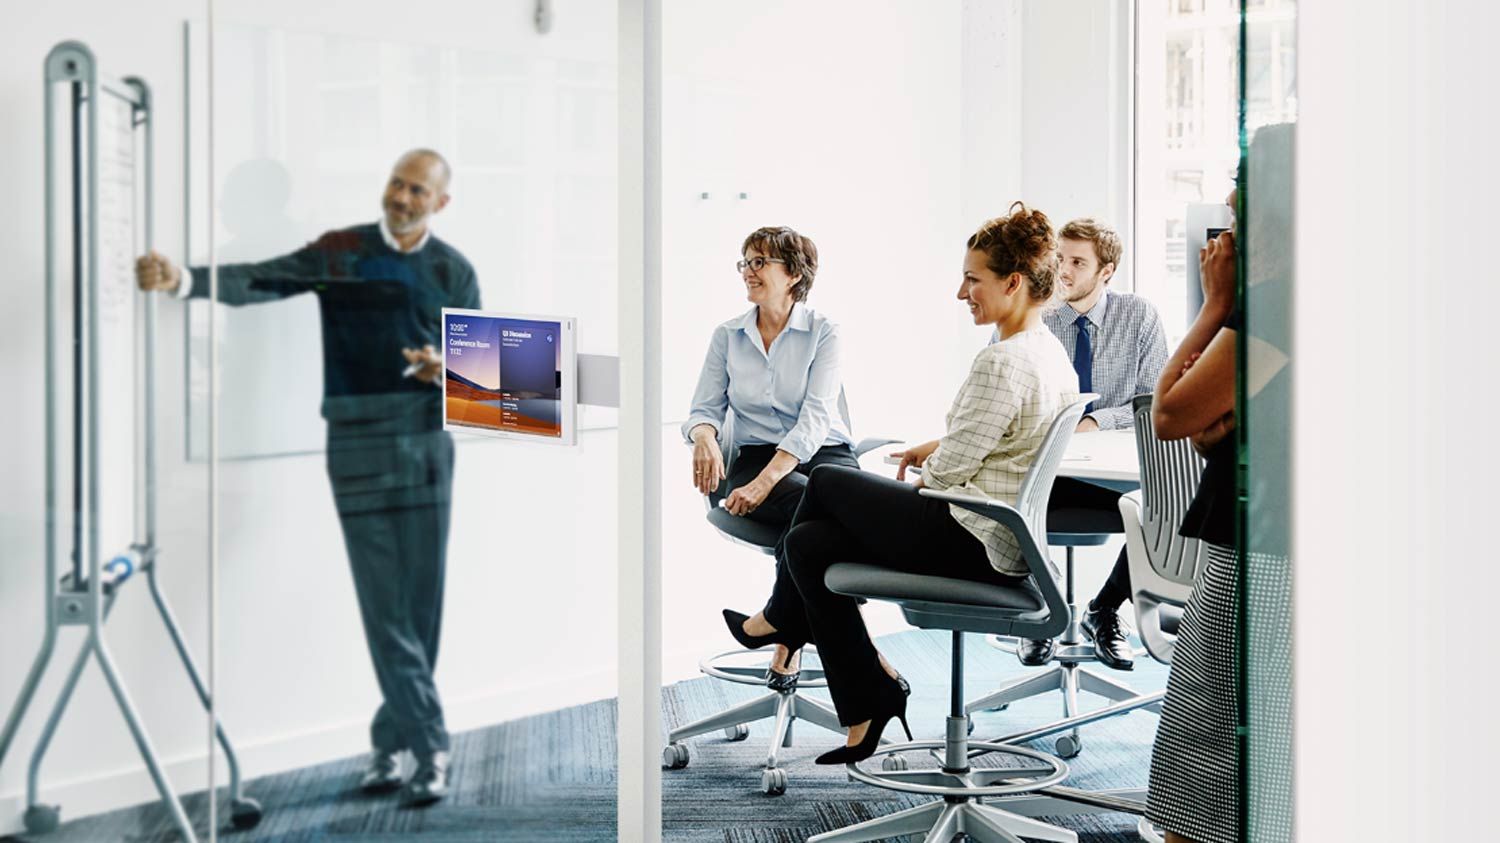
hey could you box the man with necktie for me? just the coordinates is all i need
[1008,218,1168,670]
[134,149,477,806]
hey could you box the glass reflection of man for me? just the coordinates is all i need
[135,149,478,806]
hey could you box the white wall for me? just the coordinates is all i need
[0,1,623,832]
[660,0,971,673]
[1295,1,1500,837]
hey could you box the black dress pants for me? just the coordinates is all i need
[1048,477,1132,611]
[776,465,1024,726]
[727,442,859,532]
[727,443,859,630]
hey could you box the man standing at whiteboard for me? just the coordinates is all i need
[135,148,477,807]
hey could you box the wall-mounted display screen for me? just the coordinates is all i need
[442,309,577,446]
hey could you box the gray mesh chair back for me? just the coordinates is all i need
[1129,393,1207,596]
[1120,393,1207,663]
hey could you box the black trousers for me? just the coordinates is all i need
[776,465,1024,726]
[1048,477,1132,611]
[727,442,860,533]
[729,443,859,623]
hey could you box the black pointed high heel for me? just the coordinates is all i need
[722,609,804,652]
[814,677,913,765]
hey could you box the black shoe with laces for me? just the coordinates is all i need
[1016,637,1056,666]
[1081,603,1135,671]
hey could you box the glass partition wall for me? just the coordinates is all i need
[203,1,622,839]
[1239,0,1296,840]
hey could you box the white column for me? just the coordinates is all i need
[616,0,662,840]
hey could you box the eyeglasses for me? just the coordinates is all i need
[736,256,786,273]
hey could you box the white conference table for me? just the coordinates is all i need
[1060,428,1141,489]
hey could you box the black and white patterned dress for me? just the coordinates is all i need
[1146,540,1240,843]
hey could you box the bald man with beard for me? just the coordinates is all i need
[136,149,478,806]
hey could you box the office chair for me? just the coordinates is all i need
[964,467,1154,759]
[806,398,1092,843]
[1117,393,1207,842]
[662,405,896,796]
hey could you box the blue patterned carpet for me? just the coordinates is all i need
[6,629,1165,842]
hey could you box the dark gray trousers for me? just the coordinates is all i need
[327,428,455,757]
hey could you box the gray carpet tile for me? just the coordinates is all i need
[660,629,1166,842]
[6,628,1164,842]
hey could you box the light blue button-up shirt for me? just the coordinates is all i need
[682,304,854,462]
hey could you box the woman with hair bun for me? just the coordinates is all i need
[751,202,1083,764]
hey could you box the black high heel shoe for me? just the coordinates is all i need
[765,645,804,692]
[814,676,913,765]
[722,609,804,652]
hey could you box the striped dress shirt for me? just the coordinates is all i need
[1041,289,1168,431]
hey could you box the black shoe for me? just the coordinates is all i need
[1017,637,1056,666]
[358,750,404,794]
[814,676,912,766]
[722,609,804,652]
[1081,604,1135,671]
[402,751,449,807]
[765,645,805,692]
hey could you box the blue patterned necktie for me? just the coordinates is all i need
[1073,314,1094,413]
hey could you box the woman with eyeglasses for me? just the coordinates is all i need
[682,226,858,690]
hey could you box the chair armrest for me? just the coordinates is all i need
[917,487,1057,582]
[853,436,903,458]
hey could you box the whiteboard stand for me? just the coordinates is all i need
[0,42,262,840]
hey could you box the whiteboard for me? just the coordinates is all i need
[94,89,141,569]
[185,21,618,461]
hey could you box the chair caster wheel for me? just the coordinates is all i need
[967,715,975,735]
[231,797,264,830]
[981,703,1010,713]
[723,724,750,741]
[24,804,61,834]
[1055,734,1082,759]
[662,743,690,769]
[881,754,908,772]
[761,767,787,796]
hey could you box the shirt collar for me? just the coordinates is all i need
[378,217,431,254]
[1068,287,1110,328]
[740,302,811,334]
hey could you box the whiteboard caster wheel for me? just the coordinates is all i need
[24,804,61,834]
[761,767,787,796]
[881,754,908,772]
[662,743,690,769]
[231,797,263,829]
[723,724,750,741]
[1055,734,1082,759]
